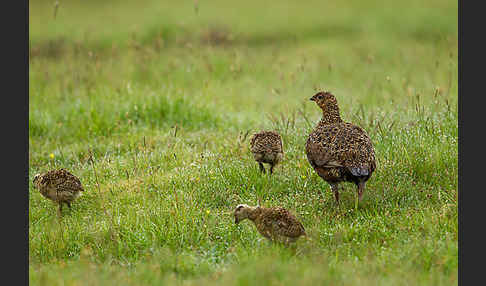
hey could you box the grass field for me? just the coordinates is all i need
[29,0,458,285]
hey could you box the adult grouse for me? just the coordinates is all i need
[305,91,376,204]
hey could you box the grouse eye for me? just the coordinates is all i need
[317,95,323,99]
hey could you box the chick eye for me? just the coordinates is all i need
[318,95,323,99]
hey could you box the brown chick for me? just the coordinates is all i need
[306,91,376,204]
[32,168,85,215]
[249,131,284,175]
[234,204,306,244]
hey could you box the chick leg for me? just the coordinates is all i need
[269,163,275,175]
[57,203,63,217]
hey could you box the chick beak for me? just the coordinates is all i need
[309,97,315,101]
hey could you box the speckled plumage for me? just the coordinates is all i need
[32,168,84,215]
[234,204,306,244]
[306,91,376,203]
[249,131,284,174]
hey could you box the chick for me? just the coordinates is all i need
[306,91,376,204]
[249,131,284,175]
[32,168,85,215]
[234,204,306,244]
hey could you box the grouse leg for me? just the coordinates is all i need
[357,180,366,201]
[259,162,266,174]
[269,163,275,175]
[330,183,339,204]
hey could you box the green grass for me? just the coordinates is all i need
[29,0,458,285]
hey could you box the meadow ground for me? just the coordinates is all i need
[29,0,458,285]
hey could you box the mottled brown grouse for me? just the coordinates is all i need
[306,91,376,204]
[234,204,306,244]
[249,131,284,175]
[33,168,85,215]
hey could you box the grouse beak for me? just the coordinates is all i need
[309,97,315,101]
